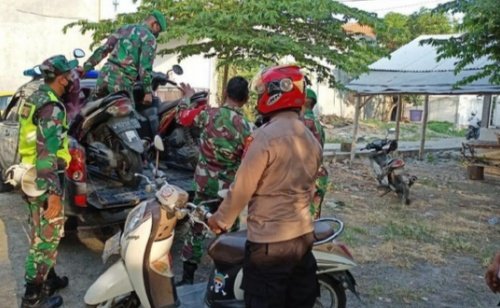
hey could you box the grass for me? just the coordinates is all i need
[382,221,435,242]
[324,160,500,270]
[325,120,466,144]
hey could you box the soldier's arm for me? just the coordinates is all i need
[34,103,65,196]
[138,34,157,93]
[83,31,120,72]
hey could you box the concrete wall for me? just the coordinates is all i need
[0,0,99,91]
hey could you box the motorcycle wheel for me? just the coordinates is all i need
[86,292,140,308]
[315,275,347,308]
[394,175,410,205]
[369,159,384,185]
[112,138,143,189]
[0,168,13,193]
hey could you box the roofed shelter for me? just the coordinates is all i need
[346,34,500,161]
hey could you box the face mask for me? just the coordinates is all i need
[64,76,74,93]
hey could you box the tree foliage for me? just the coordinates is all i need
[424,0,500,86]
[377,9,453,51]
[64,0,386,88]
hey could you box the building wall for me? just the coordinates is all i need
[0,0,99,91]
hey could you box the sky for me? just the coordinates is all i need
[340,0,452,16]
[109,0,453,18]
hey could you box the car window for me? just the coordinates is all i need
[0,96,11,110]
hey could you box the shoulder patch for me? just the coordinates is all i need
[20,102,34,119]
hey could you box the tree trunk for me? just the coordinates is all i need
[350,96,362,166]
[219,63,230,106]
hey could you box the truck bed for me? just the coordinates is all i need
[86,166,193,209]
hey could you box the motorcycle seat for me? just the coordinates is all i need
[208,230,246,265]
[313,221,335,243]
[208,221,336,264]
[158,99,181,114]
[80,91,130,117]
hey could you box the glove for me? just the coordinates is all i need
[44,194,62,220]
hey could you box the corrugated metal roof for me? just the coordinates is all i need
[347,34,499,95]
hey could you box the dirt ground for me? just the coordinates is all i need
[322,154,500,307]
[175,152,500,307]
[1,152,499,307]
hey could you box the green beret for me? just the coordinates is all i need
[150,10,167,32]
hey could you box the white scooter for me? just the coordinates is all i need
[84,141,359,308]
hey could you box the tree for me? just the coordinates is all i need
[425,0,500,86]
[408,8,453,37]
[377,9,453,51]
[64,0,386,90]
[376,13,411,51]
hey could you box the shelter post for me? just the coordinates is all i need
[481,95,492,128]
[419,95,429,160]
[350,95,362,165]
[395,94,402,141]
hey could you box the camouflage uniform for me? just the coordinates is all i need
[302,108,329,220]
[83,23,157,98]
[178,100,253,264]
[20,84,68,284]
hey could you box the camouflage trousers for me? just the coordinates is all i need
[93,64,134,100]
[310,166,329,220]
[181,192,239,265]
[24,193,64,284]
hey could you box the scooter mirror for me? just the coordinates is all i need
[172,65,183,75]
[154,135,164,152]
[73,48,86,58]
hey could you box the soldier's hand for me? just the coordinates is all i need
[143,93,153,106]
[44,194,63,220]
[179,83,195,99]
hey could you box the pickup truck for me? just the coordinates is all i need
[0,73,193,227]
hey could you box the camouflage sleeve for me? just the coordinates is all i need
[138,34,157,93]
[34,103,66,196]
[83,31,120,72]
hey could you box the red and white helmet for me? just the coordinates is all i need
[251,65,306,115]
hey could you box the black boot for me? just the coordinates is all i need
[41,268,68,297]
[175,262,198,286]
[21,282,63,308]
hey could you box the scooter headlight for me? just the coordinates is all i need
[123,202,149,238]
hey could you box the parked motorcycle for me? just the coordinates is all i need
[135,64,208,170]
[466,112,481,140]
[69,89,144,188]
[362,136,417,205]
[85,141,359,307]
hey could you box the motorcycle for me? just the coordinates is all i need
[85,138,359,308]
[69,87,144,188]
[466,113,481,140]
[134,64,209,170]
[362,135,417,205]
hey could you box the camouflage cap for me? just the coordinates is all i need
[150,9,167,32]
[306,88,317,101]
[40,55,78,78]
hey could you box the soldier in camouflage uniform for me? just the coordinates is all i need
[302,88,329,219]
[18,55,77,308]
[82,10,167,106]
[176,77,254,285]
